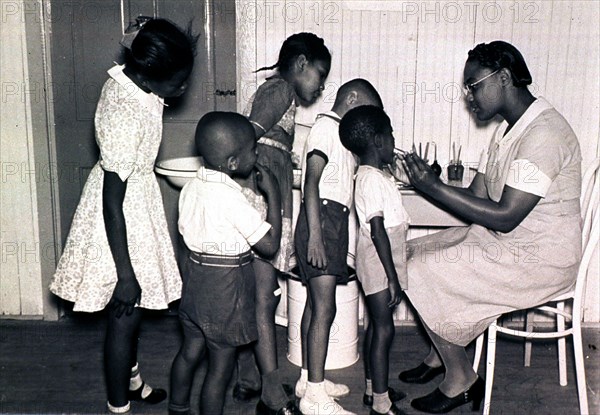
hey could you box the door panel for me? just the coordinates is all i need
[51,0,236,265]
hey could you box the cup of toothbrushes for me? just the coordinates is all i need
[447,161,464,181]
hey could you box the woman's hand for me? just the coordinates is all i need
[109,277,142,318]
[401,152,441,194]
[389,155,410,184]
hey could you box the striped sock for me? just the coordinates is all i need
[107,401,130,414]
[129,363,153,399]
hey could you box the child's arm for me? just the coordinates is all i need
[369,216,402,308]
[102,171,141,317]
[253,163,282,258]
[303,153,328,269]
[248,80,294,139]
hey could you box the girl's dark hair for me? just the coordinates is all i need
[257,32,331,73]
[339,105,391,157]
[125,18,198,81]
[467,41,532,87]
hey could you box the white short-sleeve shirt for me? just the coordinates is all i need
[178,167,272,255]
[354,165,410,231]
[300,111,357,208]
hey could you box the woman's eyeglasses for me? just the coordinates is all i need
[463,69,500,95]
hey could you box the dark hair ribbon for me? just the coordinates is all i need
[120,16,153,50]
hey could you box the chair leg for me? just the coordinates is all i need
[572,320,589,415]
[473,331,484,372]
[524,309,535,367]
[557,302,568,386]
[483,320,498,415]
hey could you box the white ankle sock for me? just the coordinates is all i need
[299,368,308,382]
[129,363,143,391]
[365,378,373,396]
[107,401,130,414]
[373,391,392,413]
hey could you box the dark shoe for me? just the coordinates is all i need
[398,363,444,384]
[127,383,167,404]
[256,399,302,415]
[363,387,407,406]
[233,383,262,402]
[370,403,407,415]
[410,377,484,413]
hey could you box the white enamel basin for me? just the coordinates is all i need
[155,156,203,188]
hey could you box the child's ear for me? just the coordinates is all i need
[346,91,358,106]
[296,54,308,71]
[373,133,383,148]
[227,156,239,171]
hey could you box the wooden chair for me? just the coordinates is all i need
[473,157,599,414]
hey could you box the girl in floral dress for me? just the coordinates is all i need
[50,18,196,414]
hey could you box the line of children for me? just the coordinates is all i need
[51,22,412,414]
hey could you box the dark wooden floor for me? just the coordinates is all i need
[1,313,598,415]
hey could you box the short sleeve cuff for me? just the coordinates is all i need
[246,222,272,247]
[100,160,135,182]
[365,211,384,224]
[505,159,552,197]
[477,149,488,174]
[307,149,329,164]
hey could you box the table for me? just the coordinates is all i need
[400,187,469,227]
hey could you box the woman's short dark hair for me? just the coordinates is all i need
[467,41,532,87]
[339,105,391,157]
[125,18,197,81]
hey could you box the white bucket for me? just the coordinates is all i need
[286,275,359,370]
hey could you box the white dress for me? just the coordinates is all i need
[50,65,182,312]
[405,98,582,346]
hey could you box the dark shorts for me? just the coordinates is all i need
[294,199,350,284]
[178,251,258,350]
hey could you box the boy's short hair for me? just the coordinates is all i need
[334,78,383,108]
[195,112,254,166]
[339,105,391,156]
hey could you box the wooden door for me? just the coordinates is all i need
[50,0,236,277]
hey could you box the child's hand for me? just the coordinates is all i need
[255,163,280,196]
[110,278,142,318]
[387,277,402,308]
[307,236,328,269]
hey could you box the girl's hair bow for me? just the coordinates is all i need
[120,16,153,50]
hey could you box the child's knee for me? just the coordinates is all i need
[256,287,281,312]
[180,337,205,362]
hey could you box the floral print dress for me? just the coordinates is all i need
[50,65,182,312]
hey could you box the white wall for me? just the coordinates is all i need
[1,0,59,319]
[236,0,600,322]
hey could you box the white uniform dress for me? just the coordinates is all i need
[405,97,582,346]
[50,65,182,312]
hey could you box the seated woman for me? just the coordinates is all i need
[400,40,582,413]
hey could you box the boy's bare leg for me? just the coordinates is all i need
[169,334,206,413]
[253,259,289,408]
[201,346,237,415]
[306,274,337,382]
